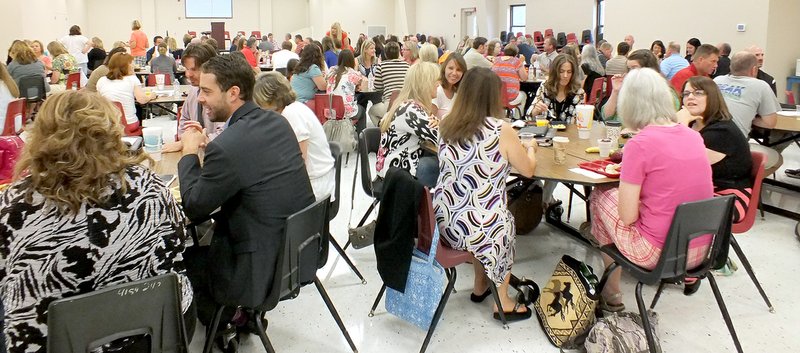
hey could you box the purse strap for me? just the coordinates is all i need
[426,227,441,265]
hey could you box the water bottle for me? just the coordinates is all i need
[173,83,180,97]
[368,73,375,91]
[527,65,535,82]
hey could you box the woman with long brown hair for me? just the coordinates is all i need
[326,49,366,133]
[291,44,327,102]
[0,90,192,352]
[435,67,536,321]
[526,53,584,122]
[96,53,156,135]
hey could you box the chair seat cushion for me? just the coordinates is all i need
[435,245,473,269]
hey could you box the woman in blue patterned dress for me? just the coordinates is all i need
[434,67,537,321]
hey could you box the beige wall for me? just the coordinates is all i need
[415,0,502,50]
[766,0,800,98]
[497,0,595,39]
[308,0,396,41]
[2,0,87,55]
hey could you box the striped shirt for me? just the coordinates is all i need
[492,56,523,103]
[374,59,409,102]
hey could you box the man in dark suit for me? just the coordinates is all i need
[178,54,314,327]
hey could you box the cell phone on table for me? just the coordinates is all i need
[537,138,553,147]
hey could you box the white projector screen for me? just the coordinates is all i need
[185,0,233,18]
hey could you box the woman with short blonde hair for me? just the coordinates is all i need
[253,72,335,201]
[418,43,438,64]
[7,42,48,93]
[357,39,377,76]
[46,41,79,89]
[401,40,419,65]
[87,37,107,71]
[129,19,148,66]
[1,90,192,351]
[377,62,440,186]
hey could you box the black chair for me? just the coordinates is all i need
[47,273,188,353]
[201,197,357,353]
[343,127,384,251]
[327,141,367,283]
[17,75,47,117]
[599,195,741,353]
[556,32,567,48]
[581,29,593,44]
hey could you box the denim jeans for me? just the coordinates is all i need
[415,156,439,188]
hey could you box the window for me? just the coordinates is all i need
[509,5,526,38]
[595,0,605,42]
[185,0,233,19]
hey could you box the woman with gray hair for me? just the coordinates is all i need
[253,72,335,201]
[587,68,715,311]
[580,44,605,95]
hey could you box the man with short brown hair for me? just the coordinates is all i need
[670,44,719,91]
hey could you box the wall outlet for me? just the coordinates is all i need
[737,24,746,32]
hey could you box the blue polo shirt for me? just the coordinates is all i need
[660,53,689,80]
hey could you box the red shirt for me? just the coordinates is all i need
[241,48,257,67]
[670,63,701,92]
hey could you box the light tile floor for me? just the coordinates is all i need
[145,116,800,353]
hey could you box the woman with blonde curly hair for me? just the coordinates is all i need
[0,90,193,352]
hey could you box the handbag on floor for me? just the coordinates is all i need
[584,311,661,353]
[507,179,543,235]
[322,94,357,154]
[534,255,600,349]
[385,228,446,330]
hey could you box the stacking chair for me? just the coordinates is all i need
[544,28,554,39]
[533,31,545,51]
[252,31,262,39]
[726,151,774,312]
[47,273,188,353]
[327,142,367,283]
[237,31,246,37]
[201,197,358,353]
[188,31,197,38]
[600,195,742,353]
[585,77,606,105]
[146,73,174,86]
[566,32,578,45]
[351,127,383,232]
[18,75,47,119]
[66,72,81,90]
[501,82,522,120]
[2,99,25,136]
[313,93,345,124]
[581,29,593,44]
[368,187,510,353]
[112,101,142,136]
[556,32,567,49]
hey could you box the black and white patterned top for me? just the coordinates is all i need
[376,101,438,178]
[0,165,192,353]
[528,85,585,123]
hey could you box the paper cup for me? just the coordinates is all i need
[578,128,591,139]
[155,74,165,90]
[605,121,622,144]
[519,132,535,146]
[575,104,594,129]
[598,138,614,158]
[142,127,163,161]
[553,136,569,165]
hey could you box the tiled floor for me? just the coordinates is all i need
[145,116,800,353]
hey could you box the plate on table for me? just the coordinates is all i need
[578,159,621,178]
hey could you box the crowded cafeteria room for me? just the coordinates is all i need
[1,0,800,352]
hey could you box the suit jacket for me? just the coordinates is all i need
[178,101,314,309]
[713,55,731,78]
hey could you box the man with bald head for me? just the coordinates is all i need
[747,45,777,95]
[624,34,635,49]
[714,52,780,139]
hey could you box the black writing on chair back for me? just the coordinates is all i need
[47,273,187,353]
[261,196,330,311]
[649,195,735,284]
[18,75,47,102]
[359,127,382,197]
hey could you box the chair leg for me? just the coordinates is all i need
[202,305,226,353]
[707,274,745,353]
[329,234,367,284]
[729,236,775,312]
[253,310,277,353]
[369,284,387,317]
[314,277,359,353]
[649,281,666,310]
[634,282,658,353]
[489,283,509,329]
[420,268,457,353]
[566,189,574,222]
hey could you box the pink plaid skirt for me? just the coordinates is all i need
[589,186,710,270]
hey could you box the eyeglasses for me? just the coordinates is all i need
[681,89,706,98]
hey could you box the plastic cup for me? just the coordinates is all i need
[598,138,614,158]
[535,115,548,127]
[605,120,622,144]
[142,127,163,161]
[155,74,165,90]
[575,104,594,130]
[144,88,153,98]
[519,132,535,146]
[796,105,800,113]
[578,128,591,139]
[553,136,569,165]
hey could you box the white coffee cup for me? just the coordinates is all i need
[598,138,614,158]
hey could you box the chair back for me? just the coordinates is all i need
[732,151,766,233]
[147,74,173,86]
[262,197,330,311]
[786,91,796,105]
[649,195,735,284]
[252,31,262,38]
[533,31,544,44]
[544,29,554,38]
[585,77,605,105]
[605,75,614,95]
[328,141,343,220]
[313,94,346,123]
[66,72,81,90]
[18,75,47,102]
[566,32,578,45]
[358,127,382,197]
[47,273,187,353]
[556,32,567,48]
[188,31,197,37]
[237,31,246,37]
[111,100,126,124]
[2,98,25,136]
[581,29,593,44]
[0,135,24,183]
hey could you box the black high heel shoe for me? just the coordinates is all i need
[470,288,492,303]
[684,278,702,296]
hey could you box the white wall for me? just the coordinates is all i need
[415,0,502,50]
[496,0,595,39]
[2,0,87,54]
[308,0,396,41]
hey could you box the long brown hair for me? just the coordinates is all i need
[15,91,149,214]
[683,76,732,125]
[440,67,504,144]
[0,63,20,98]
[440,52,467,92]
[106,53,133,80]
[543,54,581,97]
[333,50,356,88]
[10,41,37,65]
